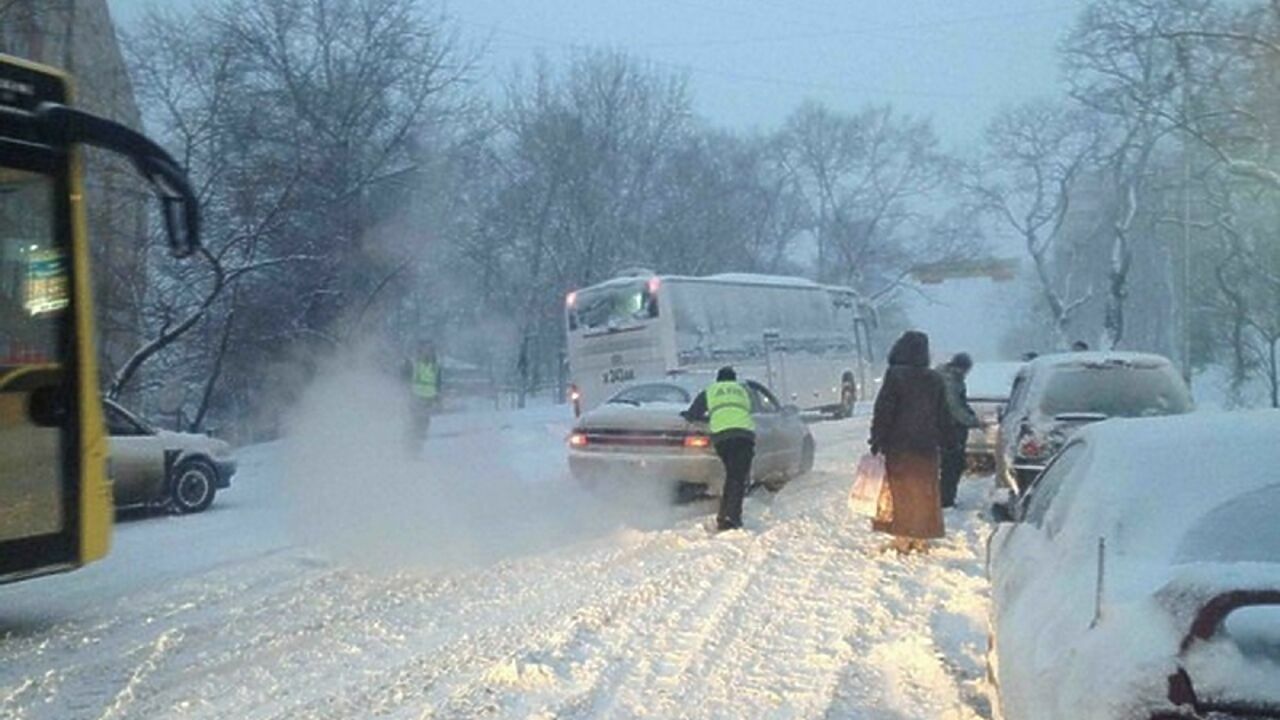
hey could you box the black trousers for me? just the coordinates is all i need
[406,397,435,452]
[940,428,968,508]
[714,436,755,530]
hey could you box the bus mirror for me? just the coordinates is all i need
[160,195,196,259]
[33,102,200,257]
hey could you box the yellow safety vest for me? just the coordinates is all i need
[707,381,755,434]
[413,361,439,400]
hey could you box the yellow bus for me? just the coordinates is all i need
[0,54,199,583]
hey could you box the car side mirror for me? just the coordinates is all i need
[991,501,1015,524]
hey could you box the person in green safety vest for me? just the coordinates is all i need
[405,341,441,451]
[681,366,756,532]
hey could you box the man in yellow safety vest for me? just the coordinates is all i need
[681,366,756,532]
[406,342,441,450]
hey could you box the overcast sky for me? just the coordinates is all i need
[108,0,1084,359]
[108,0,1086,147]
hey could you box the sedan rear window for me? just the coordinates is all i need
[608,384,691,405]
[1175,484,1280,564]
[1039,364,1192,418]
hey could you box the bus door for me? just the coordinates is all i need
[0,54,199,583]
[0,97,97,581]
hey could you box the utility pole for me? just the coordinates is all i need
[1178,41,1194,387]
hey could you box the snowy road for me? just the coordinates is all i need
[0,408,996,720]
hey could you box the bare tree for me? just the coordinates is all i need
[123,0,473,430]
[970,100,1101,347]
[467,52,695,401]
[777,102,961,296]
[1062,0,1196,349]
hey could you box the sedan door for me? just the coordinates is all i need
[104,404,167,505]
[989,440,1090,719]
[745,382,788,477]
[996,371,1033,490]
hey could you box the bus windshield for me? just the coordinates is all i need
[568,280,658,331]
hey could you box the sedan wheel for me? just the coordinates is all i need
[170,460,217,513]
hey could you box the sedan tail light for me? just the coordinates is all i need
[1018,435,1048,460]
[568,432,588,448]
[683,434,711,449]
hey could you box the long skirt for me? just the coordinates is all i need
[871,450,944,540]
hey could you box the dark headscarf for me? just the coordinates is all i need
[887,331,931,368]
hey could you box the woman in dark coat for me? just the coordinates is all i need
[869,331,950,553]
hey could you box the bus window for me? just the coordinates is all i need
[0,168,66,544]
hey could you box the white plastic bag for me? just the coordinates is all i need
[849,452,889,520]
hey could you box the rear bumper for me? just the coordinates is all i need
[212,459,237,489]
[568,450,724,494]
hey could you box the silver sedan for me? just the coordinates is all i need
[567,375,815,501]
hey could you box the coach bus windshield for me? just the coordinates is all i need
[568,280,659,331]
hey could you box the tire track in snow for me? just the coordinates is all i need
[520,537,762,719]
[421,531,747,719]
[0,554,331,720]
[95,628,182,720]
[254,529,724,719]
[656,473,876,718]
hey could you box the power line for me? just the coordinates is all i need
[629,1,1079,49]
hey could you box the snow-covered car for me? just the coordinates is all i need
[987,411,1280,720]
[103,399,236,513]
[567,375,815,500]
[995,352,1192,494]
[963,361,1024,472]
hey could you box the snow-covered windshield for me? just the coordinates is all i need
[608,383,692,406]
[1175,484,1280,565]
[568,281,658,332]
[1038,365,1192,418]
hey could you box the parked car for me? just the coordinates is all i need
[995,352,1192,494]
[567,374,815,501]
[987,411,1280,720]
[963,361,1024,473]
[103,399,236,513]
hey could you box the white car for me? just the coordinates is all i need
[567,375,815,501]
[104,399,236,513]
[987,411,1280,720]
[963,361,1024,472]
[995,352,1193,493]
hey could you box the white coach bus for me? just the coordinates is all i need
[564,270,874,416]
